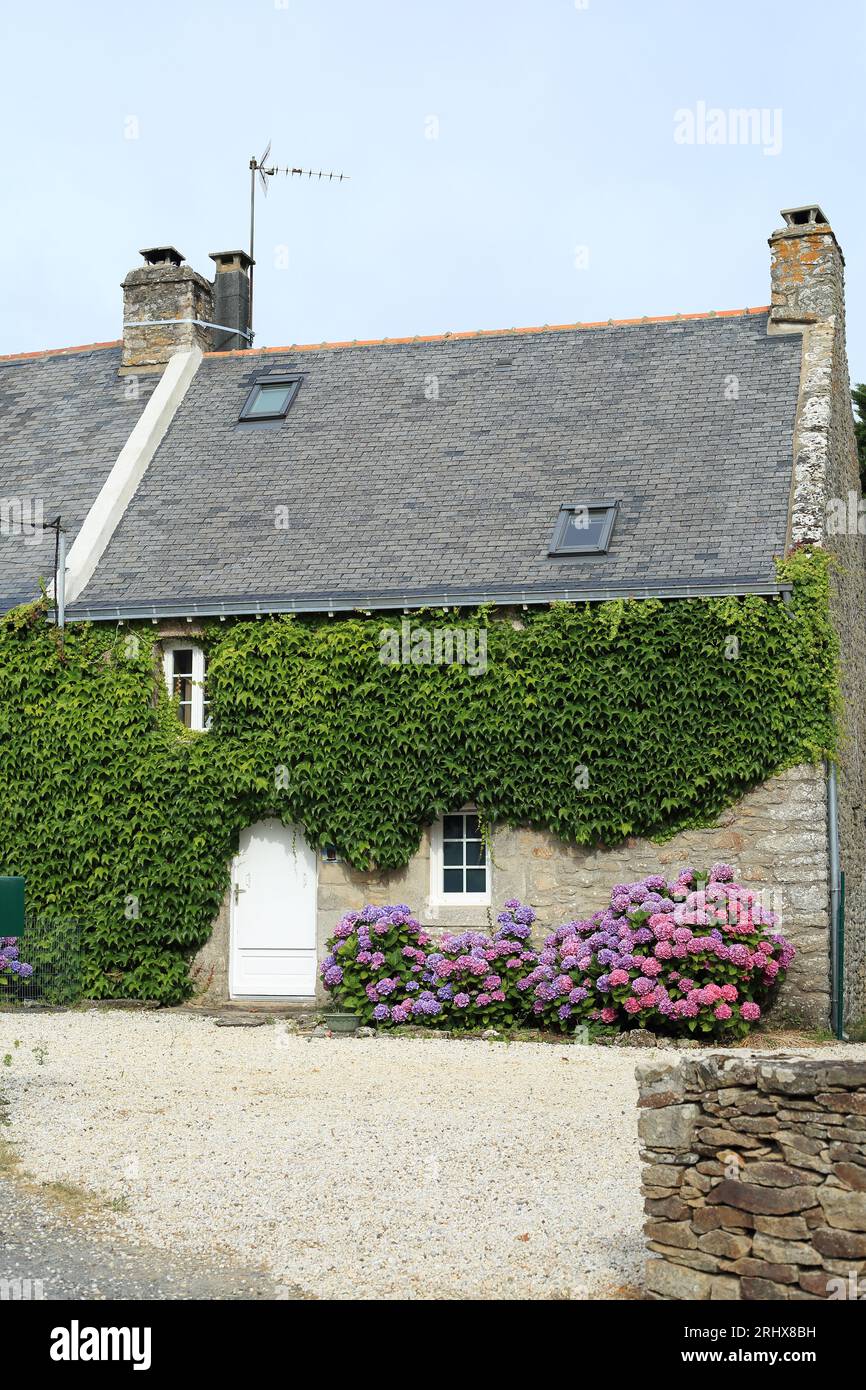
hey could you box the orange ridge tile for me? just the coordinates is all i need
[0,307,772,364]
[204,307,771,358]
[0,339,122,364]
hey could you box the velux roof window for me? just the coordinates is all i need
[548,501,618,556]
[238,375,301,422]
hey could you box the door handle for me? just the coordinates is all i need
[233,883,247,905]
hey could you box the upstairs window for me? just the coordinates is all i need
[430,810,489,904]
[238,375,301,422]
[163,642,210,731]
[549,501,618,555]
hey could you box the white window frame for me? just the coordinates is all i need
[429,807,491,906]
[162,641,210,731]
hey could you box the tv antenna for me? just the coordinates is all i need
[248,141,350,341]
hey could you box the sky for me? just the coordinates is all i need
[2,0,865,381]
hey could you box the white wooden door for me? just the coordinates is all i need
[229,819,317,998]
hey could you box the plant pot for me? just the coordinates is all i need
[321,1012,361,1034]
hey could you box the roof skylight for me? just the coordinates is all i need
[548,501,618,556]
[238,376,301,422]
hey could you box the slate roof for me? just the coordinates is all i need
[75,309,802,616]
[8,312,804,618]
[0,345,157,611]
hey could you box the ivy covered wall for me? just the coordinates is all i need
[0,550,837,1004]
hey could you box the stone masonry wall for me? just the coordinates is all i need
[825,289,866,1032]
[313,764,829,1022]
[770,214,866,1031]
[638,1053,866,1300]
[193,762,831,1023]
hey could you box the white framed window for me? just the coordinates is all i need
[162,642,210,731]
[430,809,490,905]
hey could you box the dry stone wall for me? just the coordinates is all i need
[638,1053,866,1300]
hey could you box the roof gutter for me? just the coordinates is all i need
[63,576,793,623]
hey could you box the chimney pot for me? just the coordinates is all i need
[139,245,185,268]
[779,205,829,229]
[209,249,253,274]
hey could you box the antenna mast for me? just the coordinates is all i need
[248,142,349,342]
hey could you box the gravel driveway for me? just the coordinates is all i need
[2,1011,862,1300]
[0,1176,282,1300]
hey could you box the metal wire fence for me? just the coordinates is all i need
[0,913,81,1005]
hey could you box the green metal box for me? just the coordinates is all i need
[0,877,25,937]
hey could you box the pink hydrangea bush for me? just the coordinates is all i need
[521,865,794,1040]
[320,873,793,1040]
[422,901,539,1030]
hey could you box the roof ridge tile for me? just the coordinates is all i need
[0,339,122,364]
[203,307,770,358]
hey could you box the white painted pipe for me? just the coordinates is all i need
[56,529,66,629]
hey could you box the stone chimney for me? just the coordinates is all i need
[768,206,850,548]
[121,246,214,372]
[208,250,252,352]
[769,205,841,328]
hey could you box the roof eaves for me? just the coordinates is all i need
[65,575,792,623]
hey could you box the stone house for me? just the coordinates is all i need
[1,208,864,1027]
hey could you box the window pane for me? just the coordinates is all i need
[563,509,606,548]
[178,699,192,728]
[465,839,486,866]
[172,648,193,677]
[443,815,464,840]
[442,840,463,866]
[464,814,480,838]
[246,383,293,416]
[443,869,464,894]
[465,868,487,894]
[173,675,193,706]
